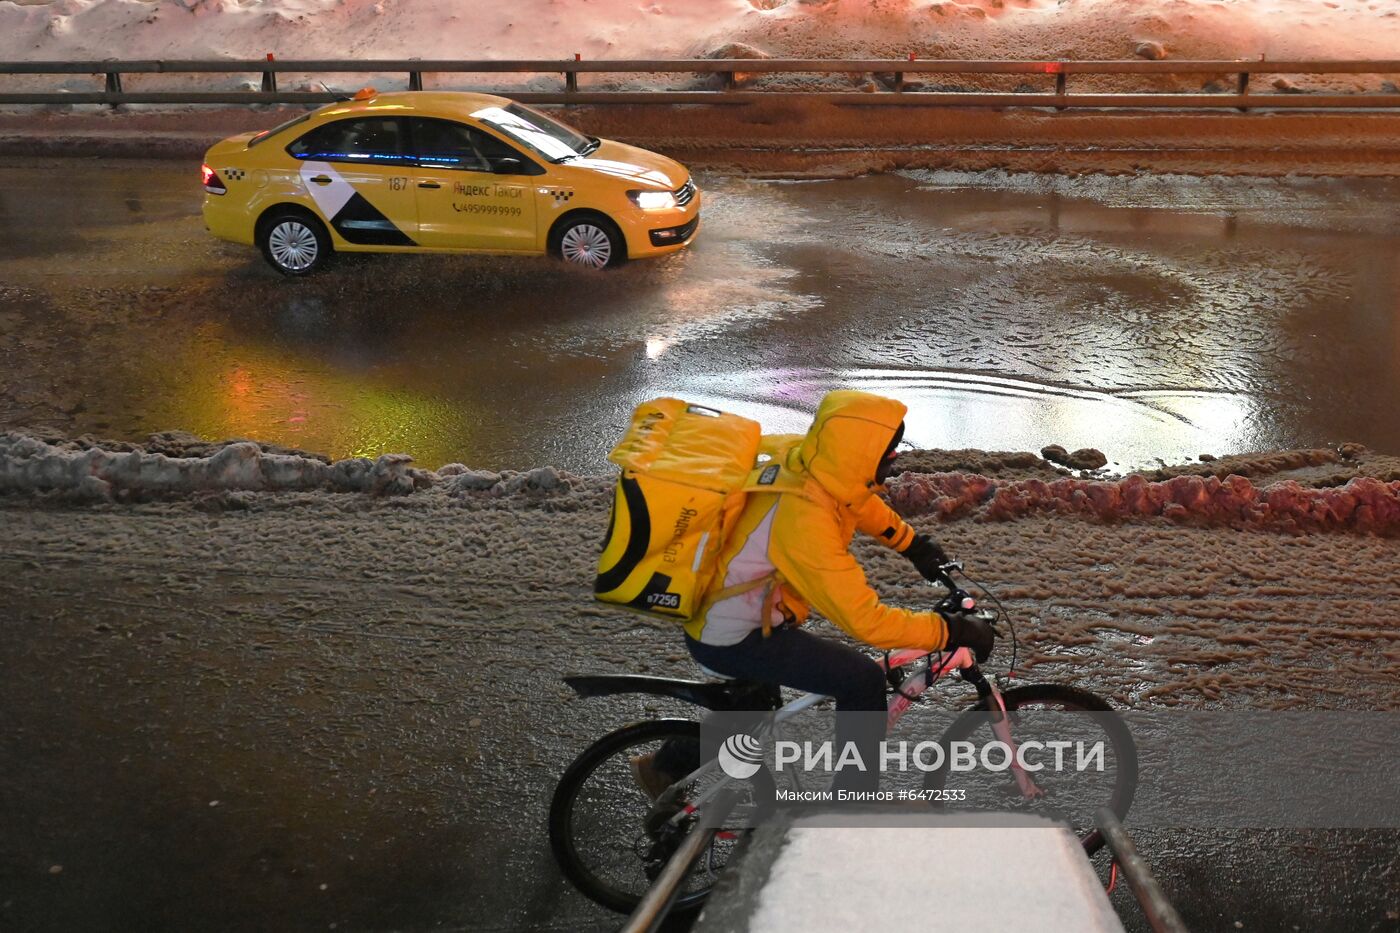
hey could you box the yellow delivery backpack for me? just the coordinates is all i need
[595,398,762,620]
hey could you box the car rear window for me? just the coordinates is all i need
[248,112,314,148]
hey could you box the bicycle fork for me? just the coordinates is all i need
[964,666,1046,801]
[885,651,1047,801]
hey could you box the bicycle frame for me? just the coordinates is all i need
[667,644,1044,823]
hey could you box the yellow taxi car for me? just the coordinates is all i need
[201,89,700,275]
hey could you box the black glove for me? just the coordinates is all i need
[903,533,950,582]
[944,613,996,663]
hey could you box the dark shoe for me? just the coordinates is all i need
[630,752,676,801]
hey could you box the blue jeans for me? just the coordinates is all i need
[656,627,888,793]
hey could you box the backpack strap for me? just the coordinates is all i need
[697,569,793,638]
[702,573,771,608]
[759,571,790,638]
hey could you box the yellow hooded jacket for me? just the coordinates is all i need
[684,391,950,651]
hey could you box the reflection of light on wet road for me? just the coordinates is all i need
[1120,390,1259,442]
[675,368,1258,469]
[5,160,1400,471]
[644,336,675,359]
[142,325,478,465]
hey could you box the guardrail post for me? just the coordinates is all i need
[409,70,423,91]
[893,70,904,92]
[565,53,579,98]
[103,70,122,108]
[261,53,276,93]
[1236,71,1249,112]
[1054,69,1067,110]
[722,70,736,91]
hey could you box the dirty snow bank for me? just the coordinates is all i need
[0,431,601,504]
[0,431,434,500]
[887,469,1400,537]
[6,430,1400,537]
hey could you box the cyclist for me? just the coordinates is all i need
[634,390,995,798]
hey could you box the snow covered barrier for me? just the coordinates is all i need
[0,433,433,499]
[886,471,1400,536]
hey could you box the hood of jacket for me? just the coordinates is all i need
[789,390,907,507]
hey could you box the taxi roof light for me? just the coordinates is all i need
[353,86,378,101]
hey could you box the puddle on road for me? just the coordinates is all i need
[3,160,1399,470]
[674,367,1263,472]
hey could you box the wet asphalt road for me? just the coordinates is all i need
[2,158,1400,469]
[3,159,1400,933]
[3,491,1399,933]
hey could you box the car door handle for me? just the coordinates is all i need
[309,175,332,185]
[418,181,441,189]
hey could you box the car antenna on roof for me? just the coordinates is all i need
[319,81,353,101]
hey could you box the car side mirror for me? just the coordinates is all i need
[491,157,524,175]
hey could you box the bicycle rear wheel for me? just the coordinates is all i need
[922,684,1137,856]
[549,719,772,914]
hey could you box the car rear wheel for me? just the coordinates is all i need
[552,215,625,270]
[258,210,332,276]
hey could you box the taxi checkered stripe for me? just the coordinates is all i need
[223,168,246,181]
[546,188,575,206]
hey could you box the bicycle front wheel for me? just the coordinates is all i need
[549,719,771,914]
[922,684,1137,856]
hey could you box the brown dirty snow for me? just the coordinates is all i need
[0,438,1396,928]
[2,433,1397,715]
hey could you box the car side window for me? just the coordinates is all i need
[411,119,492,172]
[473,129,543,175]
[411,118,542,175]
[285,117,409,166]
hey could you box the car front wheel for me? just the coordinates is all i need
[551,215,625,269]
[258,210,332,276]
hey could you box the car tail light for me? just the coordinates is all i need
[201,163,226,195]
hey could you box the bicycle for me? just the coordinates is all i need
[548,562,1138,914]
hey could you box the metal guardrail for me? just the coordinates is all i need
[2,58,1400,110]
[1096,807,1189,933]
[620,788,741,933]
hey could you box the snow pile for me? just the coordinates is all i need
[887,469,1400,536]
[2,0,1398,88]
[1141,447,1347,481]
[440,463,592,500]
[7,430,1400,536]
[0,432,433,500]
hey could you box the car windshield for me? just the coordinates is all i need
[470,103,596,162]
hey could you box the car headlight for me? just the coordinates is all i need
[627,189,677,210]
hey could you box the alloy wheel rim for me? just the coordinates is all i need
[560,224,611,269]
[269,221,319,272]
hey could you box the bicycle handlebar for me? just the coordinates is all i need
[922,560,1005,666]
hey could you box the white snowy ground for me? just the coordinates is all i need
[3,0,1399,92]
